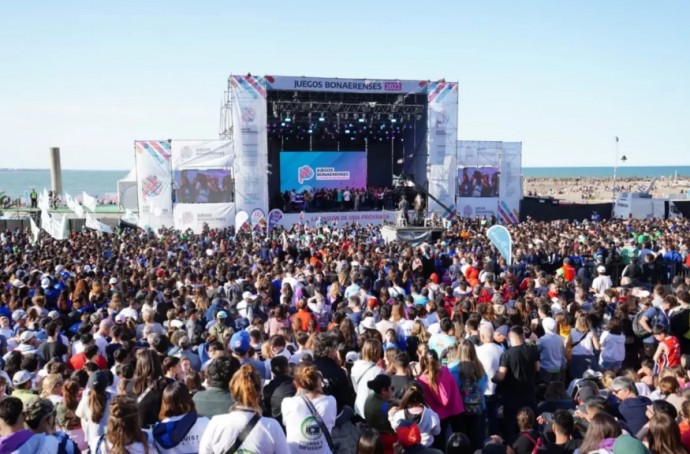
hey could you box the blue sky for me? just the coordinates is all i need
[1,1,688,170]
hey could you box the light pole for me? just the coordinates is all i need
[612,136,619,201]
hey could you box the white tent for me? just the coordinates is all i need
[117,168,138,211]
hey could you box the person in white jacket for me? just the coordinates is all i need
[388,383,441,447]
[282,363,337,454]
[350,339,385,418]
[199,364,289,454]
[599,318,626,370]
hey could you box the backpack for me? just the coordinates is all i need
[460,377,483,415]
[632,307,660,338]
[521,431,544,454]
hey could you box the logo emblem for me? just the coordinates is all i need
[241,107,256,124]
[142,175,163,198]
[298,165,314,184]
[301,416,322,440]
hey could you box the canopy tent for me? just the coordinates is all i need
[117,168,138,211]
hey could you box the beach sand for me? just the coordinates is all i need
[524,176,690,203]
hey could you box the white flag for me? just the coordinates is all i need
[39,189,50,211]
[49,213,68,240]
[82,191,98,212]
[65,193,85,218]
[86,212,113,234]
[40,209,51,231]
[29,217,40,243]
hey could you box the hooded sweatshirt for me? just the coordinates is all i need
[151,412,210,454]
[618,396,651,436]
[0,430,59,454]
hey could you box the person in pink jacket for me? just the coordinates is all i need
[417,350,464,449]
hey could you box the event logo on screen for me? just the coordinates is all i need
[298,165,314,184]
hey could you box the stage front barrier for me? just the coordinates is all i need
[277,210,398,228]
[381,225,434,246]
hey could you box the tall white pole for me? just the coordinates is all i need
[612,137,619,201]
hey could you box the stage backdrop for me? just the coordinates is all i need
[277,210,396,227]
[171,140,234,233]
[135,140,173,230]
[457,141,522,223]
[230,75,269,218]
[279,151,367,193]
[427,81,459,213]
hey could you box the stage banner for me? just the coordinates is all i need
[498,142,522,223]
[234,209,249,232]
[85,212,113,234]
[173,203,235,234]
[266,76,428,94]
[427,81,459,213]
[278,210,397,228]
[82,191,98,213]
[171,140,233,170]
[457,198,499,220]
[230,75,269,218]
[280,151,367,192]
[487,225,513,264]
[135,140,173,230]
[267,208,283,234]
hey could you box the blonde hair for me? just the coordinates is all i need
[40,374,63,398]
[229,364,263,414]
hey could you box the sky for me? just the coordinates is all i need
[0,1,688,170]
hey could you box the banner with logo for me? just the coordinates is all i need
[487,225,513,264]
[427,81,459,213]
[277,210,397,228]
[82,191,98,212]
[85,212,113,234]
[279,151,367,192]
[135,140,173,230]
[267,208,283,234]
[171,140,233,169]
[266,76,427,94]
[173,203,235,234]
[229,75,269,217]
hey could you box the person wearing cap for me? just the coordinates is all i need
[0,397,58,454]
[537,317,566,384]
[24,398,80,454]
[229,330,268,379]
[591,265,613,297]
[11,371,39,408]
[207,309,229,341]
[237,291,257,322]
[5,330,40,360]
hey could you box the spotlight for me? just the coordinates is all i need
[345,129,351,134]
[318,114,325,122]
[391,118,398,123]
[308,129,313,134]
[358,117,366,123]
[280,122,286,127]
[285,117,292,122]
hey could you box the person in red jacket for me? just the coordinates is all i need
[291,298,317,332]
[558,258,576,282]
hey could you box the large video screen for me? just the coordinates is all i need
[174,169,233,203]
[280,151,367,193]
[458,166,500,198]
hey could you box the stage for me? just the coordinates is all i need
[380,224,444,245]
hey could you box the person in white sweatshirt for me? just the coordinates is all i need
[350,339,385,418]
[388,383,441,447]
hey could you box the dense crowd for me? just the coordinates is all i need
[0,216,690,454]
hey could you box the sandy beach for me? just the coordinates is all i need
[524,176,690,203]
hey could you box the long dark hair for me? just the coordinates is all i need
[357,428,384,454]
[106,396,149,454]
[579,413,622,454]
[648,412,686,454]
[397,383,426,410]
[132,349,163,395]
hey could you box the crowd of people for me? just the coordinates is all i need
[0,215,689,454]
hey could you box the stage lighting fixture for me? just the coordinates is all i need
[345,129,351,134]
[308,129,313,133]
[391,118,398,123]
[285,117,292,122]
[358,117,366,123]
[280,122,286,127]
[318,114,325,122]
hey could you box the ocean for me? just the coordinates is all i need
[1,166,689,199]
